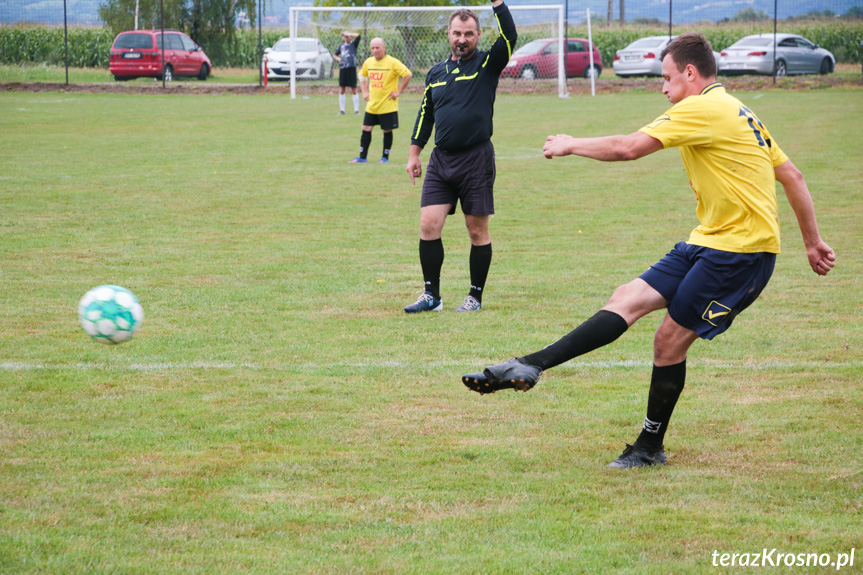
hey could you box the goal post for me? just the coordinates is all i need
[286,4,566,99]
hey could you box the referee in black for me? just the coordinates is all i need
[404,0,517,314]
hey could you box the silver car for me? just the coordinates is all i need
[262,37,334,80]
[613,35,720,77]
[718,33,835,76]
[613,36,674,77]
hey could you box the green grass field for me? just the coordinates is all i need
[1,87,861,574]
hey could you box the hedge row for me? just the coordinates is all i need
[1,21,861,69]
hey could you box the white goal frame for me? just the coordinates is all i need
[287,4,567,99]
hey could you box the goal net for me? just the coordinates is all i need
[283,5,566,98]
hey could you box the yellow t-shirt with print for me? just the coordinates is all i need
[360,55,411,115]
[639,83,789,254]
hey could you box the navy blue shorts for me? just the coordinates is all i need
[640,241,776,340]
[363,111,398,131]
[421,140,495,216]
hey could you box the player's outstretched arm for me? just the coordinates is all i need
[543,131,662,162]
[774,160,835,276]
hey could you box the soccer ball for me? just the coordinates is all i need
[78,285,144,344]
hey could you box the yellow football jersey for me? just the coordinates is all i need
[639,83,789,254]
[360,55,411,115]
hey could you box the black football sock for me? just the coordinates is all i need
[520,310,629,370]
[636,360,686,449]
[359,131,371,160]
[468,242,492,302]
[382,132,393,160]
[419,238,444,299]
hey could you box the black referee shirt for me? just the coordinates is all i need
[410,3,517,153]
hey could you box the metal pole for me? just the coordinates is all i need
[63,0,69,85]
[772,0,777,85]
[160,0,165,88]
[258,0,263,87]
[668,0,672,39]
[587,8,594,97]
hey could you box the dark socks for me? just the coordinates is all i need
[468,243,492,302]
[419,238,444,299]
[359,131,371,159]
[520,310,629,370]
[383,131,393,160]
[636,361,687,449]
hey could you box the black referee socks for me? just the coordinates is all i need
[520,310,629,370]
[636,360,687,449]
[468,243,492,303]
[419,238,444,299]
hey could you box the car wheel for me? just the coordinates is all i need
[774,59,786,77]
[819,57,832,75]
[198,63,210,81]
[583,64,600,79]
[114,75,132,82]
[519,65,537,80]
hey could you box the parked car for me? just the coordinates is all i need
[501,38,602,79]
[718,34,835,76]
[613,35,721,77]
[262,37,334,81]
[109,29,211,81]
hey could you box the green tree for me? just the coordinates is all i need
[99,0,187,32]
[731,7,770,22]
[842,6,863,20]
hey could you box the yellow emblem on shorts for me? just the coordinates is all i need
[703,300,732,326]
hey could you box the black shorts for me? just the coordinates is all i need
[421,140,495,216]
[363,111,399,131]
[640,241,776,340]
[338,67,357,88]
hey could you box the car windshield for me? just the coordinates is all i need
[513,39,548,56]
[626,37,669,50]
[733,37,772,48]
[274,39,317,52]
[114,33,153,50]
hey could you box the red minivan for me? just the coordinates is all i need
[110,30,212,81]
[501,38,603,79]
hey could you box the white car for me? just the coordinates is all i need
[613,35,721,77]
[262,37,334,80]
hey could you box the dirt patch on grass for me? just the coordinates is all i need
[2,74,861,96]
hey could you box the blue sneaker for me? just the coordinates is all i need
[379,157,389,163]
[404,292,443,313]
[348,157,367,164]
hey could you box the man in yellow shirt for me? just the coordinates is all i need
[348,38,412,164]
[461,33,835,468]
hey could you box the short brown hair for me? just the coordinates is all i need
[449,8,480,32]
[660,33,717,78]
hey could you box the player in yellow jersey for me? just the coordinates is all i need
[347,38,412,164]
[461,33,835,468]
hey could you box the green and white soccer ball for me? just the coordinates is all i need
[78,285,144,344]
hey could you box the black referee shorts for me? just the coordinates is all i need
[421,140,496,216]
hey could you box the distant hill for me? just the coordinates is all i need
[2,0,860,27]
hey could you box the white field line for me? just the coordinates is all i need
[1,360,861,372]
